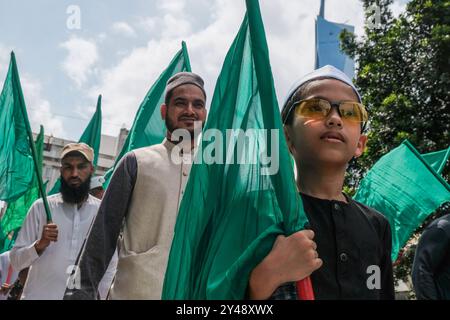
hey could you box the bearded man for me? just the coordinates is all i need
[10,143,117,299]
[64,72,208,299]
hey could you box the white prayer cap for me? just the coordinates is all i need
[90,175,105,190]
[281,65,362,122]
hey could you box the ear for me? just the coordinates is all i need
[354,134,368,158]
[160,104,167,120]
[283,125,296,156]
[89,163,94,174]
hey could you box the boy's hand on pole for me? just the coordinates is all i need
[248,229,322,299]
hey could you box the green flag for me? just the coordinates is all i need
[0,125,45,253]
[48,95,102,195]
[354,140,450,261]
[162,0,307,299]
[0,52,51,222]
[80,94,102,167]
[422,146,450,175]
[0,53,35,202]
[103,41,192,187]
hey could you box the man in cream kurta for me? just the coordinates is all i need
[64,72,208,299]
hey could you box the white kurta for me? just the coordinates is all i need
[10,194,117,300]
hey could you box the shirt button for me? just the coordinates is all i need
[183,171,188,176]
[333,203,340,211]
[339,253,348,262]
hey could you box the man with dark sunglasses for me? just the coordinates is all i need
[248,65,394,300]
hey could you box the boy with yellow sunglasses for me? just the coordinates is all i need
[249,65,394,300]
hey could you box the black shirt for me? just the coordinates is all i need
[412,213,450,300]
[271,192,395,300]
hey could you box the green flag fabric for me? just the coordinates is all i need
[48,95,102,195]
[79,94,102,167]
[162,0,307,299]
[103,41,192,187]
[0,125,45,253]
[0,53,35,202]
[354,140,450,261]
[422,146,450,175]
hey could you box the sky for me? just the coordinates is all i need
[0,0,410,141]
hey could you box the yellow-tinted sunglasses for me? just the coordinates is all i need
[293,98,368,123]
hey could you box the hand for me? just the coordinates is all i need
[249,229,322,299]
[34,223,58,255]
[0,283,11,295]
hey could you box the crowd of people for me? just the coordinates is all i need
[0,69,448,300]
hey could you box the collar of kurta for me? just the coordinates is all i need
[163,137,197,155]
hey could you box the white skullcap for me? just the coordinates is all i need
[90,175,105,190]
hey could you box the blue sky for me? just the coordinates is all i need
[0,0,410,141]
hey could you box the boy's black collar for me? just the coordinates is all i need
[299,191,350,205]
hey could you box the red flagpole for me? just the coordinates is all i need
[5,264,14,285]
[297,277,315,300]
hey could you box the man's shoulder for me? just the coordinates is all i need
[31,194,99,208]
[132,143,169,164]
[427,213,450,237]
[87,195,101,207]
[132,143,166,155]
[32,193,63,207]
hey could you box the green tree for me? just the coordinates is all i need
[340,0,450,294]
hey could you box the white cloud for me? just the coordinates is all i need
[97,33,107,42]
[157,0,186,15]
[90,0,243,136]
[90,40,182,136]
[89,0,412,137]
[112,22,137,38]
[0,44,63,136]
[157,0,192,37]
[137,16,157,33]
[60,36,98,88]
[135,0,194,39]
[21,75,65,137]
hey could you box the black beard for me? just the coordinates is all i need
[165,115,176,134]
[60,175,91,204]
[165,116,205,139]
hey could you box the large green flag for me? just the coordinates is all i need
[0,53,35,202]
[103,41,191,187]
[162,0,307,299]
[0,125,45,253]
[0,52,51,222]
[354,140,450,261]
[48,95,102,195]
